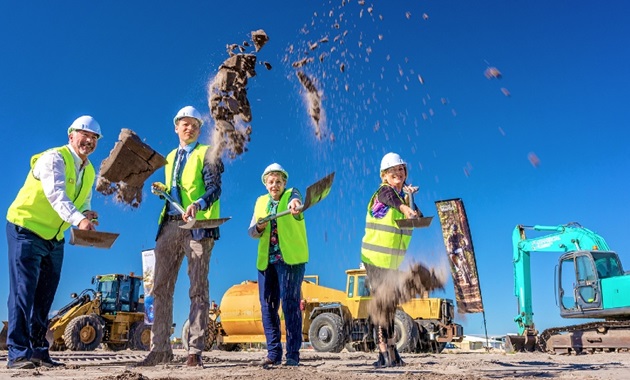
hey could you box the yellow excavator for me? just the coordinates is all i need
[182,267,463,353]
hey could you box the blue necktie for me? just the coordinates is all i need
[172,149,186,188]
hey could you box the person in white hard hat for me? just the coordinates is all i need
[248,163,308,367]
[360,152,422,368]
[5,115,102,369]
[140,106,223,368]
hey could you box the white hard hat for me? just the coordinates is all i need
[261,163,289,184]
[67,115,102,139]
[173,106,204,127]
[380,152,406,171]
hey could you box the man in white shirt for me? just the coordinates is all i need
[5,115,102,370]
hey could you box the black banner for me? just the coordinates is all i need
[435,199,484,313]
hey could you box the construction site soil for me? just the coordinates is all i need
[1,348,628,380]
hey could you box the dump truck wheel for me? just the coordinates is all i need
[309,313,345,353]
[63,314,103,351]
[129,321,151,351]
[394,310,416,353]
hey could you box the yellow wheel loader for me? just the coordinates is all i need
[47,273,151,351]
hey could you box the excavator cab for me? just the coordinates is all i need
[557,250,630,320]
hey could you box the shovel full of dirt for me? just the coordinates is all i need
[257,172,335,224]
[69,228,120,249]
[151,184,231,230]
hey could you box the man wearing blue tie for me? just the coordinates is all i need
[139,106,223,368]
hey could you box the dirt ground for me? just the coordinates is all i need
[1,348,629,380]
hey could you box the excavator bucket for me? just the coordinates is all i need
[0,320,8,350]
[505,334,538,352]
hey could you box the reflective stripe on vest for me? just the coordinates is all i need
[254,189,309,271]
[360,185,412,269]
[159,144,220,224]
[7,145,94,240]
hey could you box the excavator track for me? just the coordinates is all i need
[539,320,630,354]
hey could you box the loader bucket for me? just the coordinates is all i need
[505,334,538,353]
[0,320,8,350]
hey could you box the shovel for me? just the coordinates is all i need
[70,228,120,249]
[395,189,434,229]
[257,172,335,224]
[151,186,231,230]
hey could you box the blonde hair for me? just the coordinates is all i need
[263,171,287,184]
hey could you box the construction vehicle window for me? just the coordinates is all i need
[357,275,370,297]
[347,276,354,297]
[560,259,576,309]
[576,256,596,282]
[593,252,622,279]
[98,280,119,312]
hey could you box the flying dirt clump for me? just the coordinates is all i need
[96,129,166,208]
[296,71,324,139]
[207,29,269,161]
[368,262,447,327]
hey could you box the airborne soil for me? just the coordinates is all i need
[1,348,629,380]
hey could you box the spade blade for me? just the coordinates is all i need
[70,229,120,249]
[395,216,434,229]
[178,217,232,230]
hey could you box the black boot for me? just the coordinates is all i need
[391,346,405,367]
[372,351,391,368]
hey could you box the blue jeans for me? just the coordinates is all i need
[6,222,64,361]
[258,261,305,363]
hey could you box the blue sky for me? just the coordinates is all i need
[2,0,630,339]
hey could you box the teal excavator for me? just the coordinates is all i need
[507,222,630,353]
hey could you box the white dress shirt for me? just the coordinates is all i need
[32,144,92,226]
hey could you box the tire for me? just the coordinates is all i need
[415,320,447,353]
[308,312,345,353]
[394,310,416,353]
[129,321,151,351]
[63,314,104,351]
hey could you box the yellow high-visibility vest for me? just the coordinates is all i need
[360,184,412,269]
[159,144,220,224]
[254,190,308,270]
[7,145,94,240]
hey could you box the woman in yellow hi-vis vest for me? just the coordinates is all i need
[248,163,308,367]
[360,152,422,368]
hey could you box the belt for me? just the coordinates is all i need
[164,214,183,222]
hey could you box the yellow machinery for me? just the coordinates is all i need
[47,273,151,351]
[183,268,463,353]
[0,321,7,350]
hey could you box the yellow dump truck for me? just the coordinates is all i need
[183,268,463,353]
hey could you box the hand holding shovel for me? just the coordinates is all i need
[395,185,433,229]
[151,183,231,230]
[257,172,335,225]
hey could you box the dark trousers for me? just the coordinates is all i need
[6,222,64,361]
[258,261,305,363]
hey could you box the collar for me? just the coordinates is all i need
[179,141,199,154]
[66,144,89,170]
